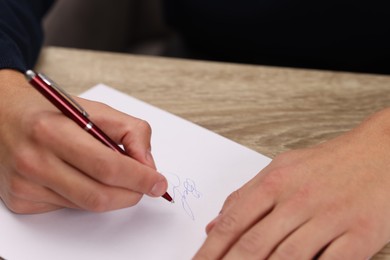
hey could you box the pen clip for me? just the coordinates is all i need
[38,73,89,118]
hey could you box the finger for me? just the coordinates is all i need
[268,216,345,260]
[194,187,275,260]
[206,189,242,233]
[206,162,278,233]
[16,149,145,212]
[120,118,156,169]
[34,115,167,197]
[224,199,311,260]
[5,173,79,209]
[319,233,379,260]
[79,100,156,169]
[47,160,145,212]
[1,196,63,214]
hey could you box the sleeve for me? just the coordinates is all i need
[0,0,54,72]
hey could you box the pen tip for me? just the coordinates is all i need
[162,192,174,203]
[171,200,175,204]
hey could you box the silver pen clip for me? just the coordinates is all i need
[37,72,89,118]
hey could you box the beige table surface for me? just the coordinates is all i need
[36,46,390,259]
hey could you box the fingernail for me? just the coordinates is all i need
[150,179,167,197]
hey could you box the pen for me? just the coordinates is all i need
[25,70,173,203]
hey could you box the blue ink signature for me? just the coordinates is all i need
[167,173,201,220]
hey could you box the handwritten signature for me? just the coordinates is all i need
[167,173,201,220]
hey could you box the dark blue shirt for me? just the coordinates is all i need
[0,0,53,71]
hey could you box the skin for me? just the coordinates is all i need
[195,107,390,259]
[0,69,168,214]
[2,69,390,258]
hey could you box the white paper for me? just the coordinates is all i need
[0,85,271,260]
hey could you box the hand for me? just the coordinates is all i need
[0,69,167,214]
[195,108,390,259]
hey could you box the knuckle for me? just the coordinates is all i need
[223,189,241,208]
[282,185,314,210]
[354,215,375,234]
[213,211,240,236]
[294,184,312,200]
[260,169,285,194]
[261,164,297,190]
[136,119,152,135]
[274,241,301,260]
[82,190,110,212]
[29,114,53,142]
[13,150,39,177]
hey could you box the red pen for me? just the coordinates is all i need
[25,70,173,203]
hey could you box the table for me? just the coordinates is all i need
[36,46,390,259]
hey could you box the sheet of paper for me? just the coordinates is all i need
[0,84,271,260]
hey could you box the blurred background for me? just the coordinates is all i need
[43,0,173,57]
[43,0,390,74]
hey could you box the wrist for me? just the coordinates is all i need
[363,108,390,132]
[0,69,32,95]
[0,68,35,92]
[0,69,38,113]
[352,108,390,150]
[0,69,26,84]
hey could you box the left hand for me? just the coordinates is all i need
[194,108,390,259]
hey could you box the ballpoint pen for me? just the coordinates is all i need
[25,70,173,203]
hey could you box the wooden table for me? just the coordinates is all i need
[36,46,390,259]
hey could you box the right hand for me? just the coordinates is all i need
[0,69,168,214]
